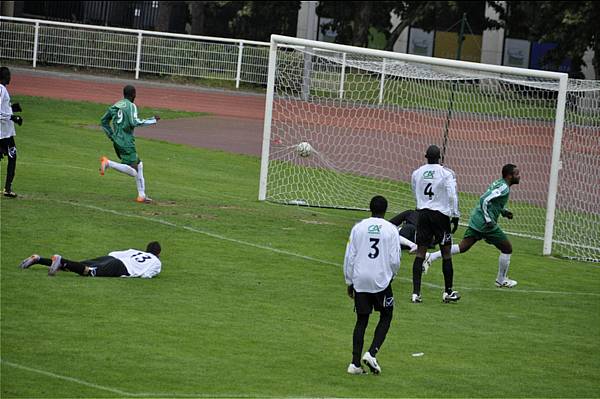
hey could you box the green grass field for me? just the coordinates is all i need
[1,97,599,398]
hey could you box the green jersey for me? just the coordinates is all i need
[100,99,156,148]
[468,178,511,232]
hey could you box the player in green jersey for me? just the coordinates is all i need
[99,85,159,203]
[423,164,521,288]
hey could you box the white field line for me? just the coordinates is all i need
[37,198,600,297]
[1,359,137,397]
[21,160,360,217]
[1,359,338,398]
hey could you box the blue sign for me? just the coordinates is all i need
[530,42,571,73]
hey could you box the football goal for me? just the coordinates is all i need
[258,35,600,262]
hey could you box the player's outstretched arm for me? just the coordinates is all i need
[130,103,158,127]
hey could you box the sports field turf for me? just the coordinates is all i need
[1,97,599,398]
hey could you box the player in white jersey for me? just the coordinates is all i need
[19,242,162,278]
[411,145,460,304]
[344,196,400,375]
[0,67,24,198]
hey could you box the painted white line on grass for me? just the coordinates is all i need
[20,160,92,172]
[1,358,337,398]
[408,279,600,297]
[51,199,340,267]
[1,359,136,396]
[41,198,600,298]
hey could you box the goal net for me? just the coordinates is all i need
[258,35,600,262]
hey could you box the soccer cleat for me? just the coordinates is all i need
[442,290,461,303]
[347,363,367,375]
[99,156,109,176]
[422,253,432,274]
[48,255,62,276]
[19,254,40,269]
[409,245,418,254]
[2,189,17,198]
[495,278,518,288]
[411,293,422,303]
[362,352,381,374]
[136,196,153,204]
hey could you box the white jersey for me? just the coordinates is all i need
[0,84,15,139]
[109,249,162,278]
[343,217,401,293]
[411,163,460,218]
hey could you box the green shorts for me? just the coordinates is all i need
[464,225,508,247]
[112,143,139,165]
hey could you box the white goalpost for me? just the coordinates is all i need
[259,35,600,262]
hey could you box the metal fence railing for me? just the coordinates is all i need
[0,16,270,87]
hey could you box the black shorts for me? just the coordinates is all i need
[416,209,452,247]
[354,284,394,315]
[0,137,16,160]
[81,256,129,277]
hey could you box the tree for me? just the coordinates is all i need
[317,1,489,51]
[229,1,301,41]
[316,1,395,48]
[188,1,207,35]
[490,1,599,79]
[156,1,187,33]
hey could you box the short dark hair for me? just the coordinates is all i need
[502,164,517,178]
[0,67,10,81]
[369,195,388,215]
[425,145,441,162]
[123,85,136,98]
[146,241,161,256]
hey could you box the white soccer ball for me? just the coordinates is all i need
[296,142,313,157]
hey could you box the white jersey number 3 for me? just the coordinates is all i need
[131,252,151,263]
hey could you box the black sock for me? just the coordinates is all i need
[369,311,392,357]
[5,151,16,192]
[38,257,53,266]
[442,258,454,293]
[62,259,87,275]
[413,257,424,295]
[352,314,369,367]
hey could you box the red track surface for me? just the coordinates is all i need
[9,68,599,215]
[11,71,266,120]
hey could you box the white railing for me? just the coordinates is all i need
[0,16,271,87]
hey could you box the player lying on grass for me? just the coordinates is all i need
[19,241,162,278]
[99,85,159,203]
[424,164,521,288]
[388,209,419,253]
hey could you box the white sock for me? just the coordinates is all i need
[429,244,460,262]
[497,253,511,282]
[107,160,137,177]
[399,235,416,251]
[135,161,146,198]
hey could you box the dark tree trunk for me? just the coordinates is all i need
[156,1,173,32]
[352,2,372,47]
[189,1,206,35]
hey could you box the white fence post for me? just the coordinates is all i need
[339,52,346,99]
[379,58,386,104]
[135,31,143,80]
[236,42,244,89]
[543,75,569,256]
[32,21,40,68]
